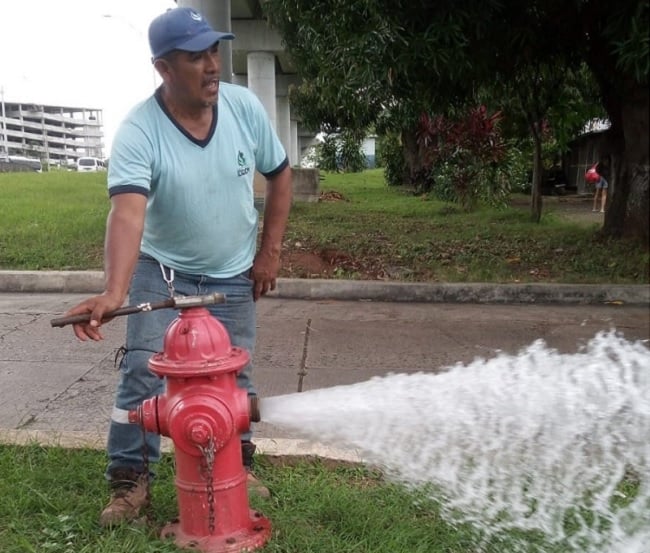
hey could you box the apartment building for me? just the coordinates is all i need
[0,100,103,166]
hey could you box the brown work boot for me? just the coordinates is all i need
[99,468,149,527]
[241,441,270,498]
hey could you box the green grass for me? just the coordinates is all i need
[0,169,647,283]
[287,170,648,283]
[0,443,611,553]
[0,172,108,270]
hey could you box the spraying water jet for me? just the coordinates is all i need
[260,331,650,553]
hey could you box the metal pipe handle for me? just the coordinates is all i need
[50,293,226,328]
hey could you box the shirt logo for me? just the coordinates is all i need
[237,150,250,177]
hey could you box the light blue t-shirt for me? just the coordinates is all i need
[108,83,288,278]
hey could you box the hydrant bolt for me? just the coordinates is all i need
[189,421,212,446]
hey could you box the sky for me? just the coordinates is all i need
[0,0,176,155]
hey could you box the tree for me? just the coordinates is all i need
[577,1,649,243]
[265,0,649,243]
[486,62,604,222]
[487,1,648,239]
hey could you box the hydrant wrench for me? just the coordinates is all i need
[49,293,226,328]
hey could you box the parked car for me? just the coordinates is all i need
[3,156,43,172]
[76,157,106,172]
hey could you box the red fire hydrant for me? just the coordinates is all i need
[128,306,271,553]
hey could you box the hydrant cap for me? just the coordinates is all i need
[150,307,249,376]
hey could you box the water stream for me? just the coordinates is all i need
[261,331,649,553]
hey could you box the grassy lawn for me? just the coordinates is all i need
[0,171,107,270]
[0,443,593,553]
[0,169,647,283]
[285,170,648,283]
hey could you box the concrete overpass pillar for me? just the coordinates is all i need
[177,0,233,82]
[290,119,299,167]
[276,95,291,163]
[247,51,276,129]
[232,74,248,87]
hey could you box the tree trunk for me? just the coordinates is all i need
[401,128,430,192]
[530,122,543,223]
[585,23,649,247]
[602,82,649,247]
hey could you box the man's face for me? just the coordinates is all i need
[160,42,222,108]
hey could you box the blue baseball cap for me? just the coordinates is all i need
[148,7,235,60]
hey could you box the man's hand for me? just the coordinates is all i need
[251,249,281,301]
[65,292,125,342]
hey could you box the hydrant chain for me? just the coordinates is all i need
[199,439,217,535]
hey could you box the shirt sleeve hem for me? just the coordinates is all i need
[260,156,289,179]
[108,185,150,198]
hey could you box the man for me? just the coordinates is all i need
[64,7,292,526]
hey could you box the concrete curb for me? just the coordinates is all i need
[0,270,648,305]
[0,429,365,463]
[268,278,650,305]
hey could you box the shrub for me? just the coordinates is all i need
[339,130,367,173]
[317,134,339,171]
[316,132,367,173]
[418,106,510,210]
[378,132,407,187]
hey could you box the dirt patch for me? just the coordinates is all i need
[280,247,385,280]
[319,190,348,202]
[281,250,335,278]
[512,194,605,225]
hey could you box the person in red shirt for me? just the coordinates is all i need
[585,160,608,213]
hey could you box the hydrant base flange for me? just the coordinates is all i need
[161,510,271,553]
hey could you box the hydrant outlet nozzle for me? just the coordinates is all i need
[249,396,261,423]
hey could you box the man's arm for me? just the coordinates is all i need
[251,165,293,301]
[103,193,148,303]
[65,193,147,341]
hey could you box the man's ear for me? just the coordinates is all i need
[153,58,171,81]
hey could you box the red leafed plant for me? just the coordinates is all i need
[416,106,508,210]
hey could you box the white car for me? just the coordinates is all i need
[77,157,106,172]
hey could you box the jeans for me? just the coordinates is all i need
[106,253,256,478]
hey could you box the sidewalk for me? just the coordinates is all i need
[0,272,648,460]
